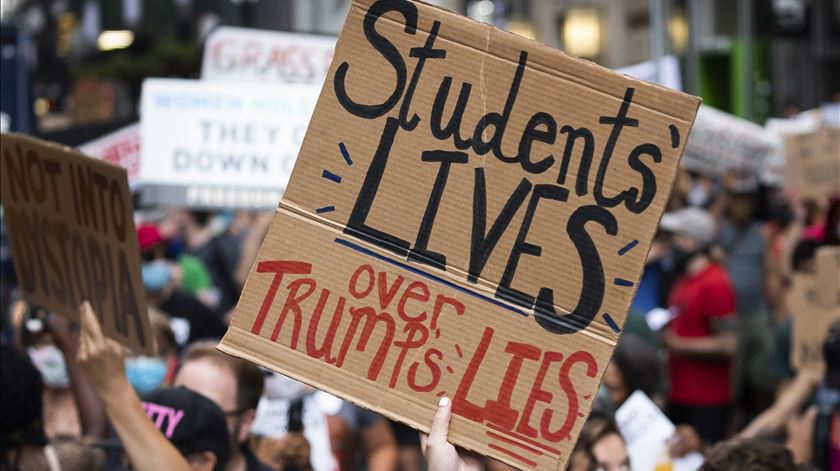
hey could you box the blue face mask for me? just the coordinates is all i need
[595,384,615,416]
[142,260,172,294]
[125,356,168,395]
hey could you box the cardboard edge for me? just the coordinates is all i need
[215,325,537,470]
[349,0,702,123]
[2,132,132,181]
[275,199,624,345]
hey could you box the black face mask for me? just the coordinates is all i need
[670,245,696,275]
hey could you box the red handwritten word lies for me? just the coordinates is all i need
[247,258,597,446]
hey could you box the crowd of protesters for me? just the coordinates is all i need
[1,158,839,471]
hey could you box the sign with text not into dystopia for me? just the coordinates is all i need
[219,0,700,468]
[0,133,153,355]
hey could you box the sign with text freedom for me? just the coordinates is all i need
[139,79,318,208]
[219,0,699,468]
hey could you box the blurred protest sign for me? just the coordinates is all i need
[817,246,840,312]
[682,105,775,178]
[218,0,699,467]
[251,394,339,471]
[0,133,153,354]
[615,391,704,471]
[763,116,819,186]
[79,123,141,189]
[791,247,840,372]
[202,26,335,84]
[784,127,840,200]
[139,79,318,209]
[616,55,682,91]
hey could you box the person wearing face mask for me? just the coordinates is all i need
[659,207,738,445]
[138,223,219,310]
[124,309,179,395]
[139,243,227,348]
[1,345,106,471]
[8,302,106,441]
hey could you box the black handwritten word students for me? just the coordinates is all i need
[333,0,680,335]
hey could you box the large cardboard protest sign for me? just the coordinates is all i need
[784,127,840,200]
[681,105,774,178]
[218,1,699,467]
[140,79,318,208]
[0,133,153,355]
[202,26,336,84]
[791,248,840,372]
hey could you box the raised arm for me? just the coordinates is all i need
[76,302,192,471]
[44,313,108,439]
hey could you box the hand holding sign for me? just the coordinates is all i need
[421,397,483,471]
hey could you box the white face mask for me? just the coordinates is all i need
[263,373,309,401]
[28,345,70,389]
[686,183,710,208]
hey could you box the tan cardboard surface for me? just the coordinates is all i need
[784,127,840,200]
[816,246,840,315]
[0,133,153,355]
[790,254,840,372]
[219,1,699,468]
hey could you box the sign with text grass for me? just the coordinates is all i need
[219,1,699,468]
[0,133,153,355]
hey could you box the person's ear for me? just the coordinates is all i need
[238,408,257,443]
[188,451,217,471]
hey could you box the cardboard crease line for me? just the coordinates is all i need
[273,199,619,346]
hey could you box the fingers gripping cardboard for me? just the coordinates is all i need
[219,1,700,468]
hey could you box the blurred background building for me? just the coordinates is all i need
[1,0,838,141]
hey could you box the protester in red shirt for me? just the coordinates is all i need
[660,207,738,444]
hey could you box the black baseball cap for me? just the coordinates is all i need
[141,387,230,464]
[95,387,230,466]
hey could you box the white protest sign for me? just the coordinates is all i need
[251,395,338,471]
[682,105,775,178]
[616,55,682,91]
[139,79,318,208]
[79,123,142,189]
[615,391,704,471]
[201,26,335,84]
